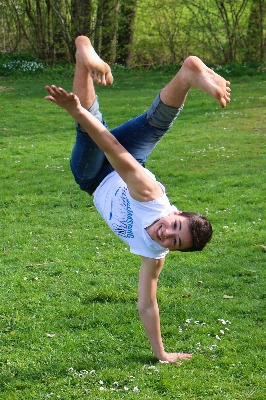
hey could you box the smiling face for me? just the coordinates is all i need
[145,211,192,251]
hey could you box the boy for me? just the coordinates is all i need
[45,36,230,364]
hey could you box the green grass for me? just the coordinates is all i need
[0,68,266,399]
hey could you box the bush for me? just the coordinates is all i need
[0,53,75,77]
[42,61,74,78]
[1,59,44,75]
[0,52,44,76]
[211,61,263,77]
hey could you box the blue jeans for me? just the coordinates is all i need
[70,93,183,194]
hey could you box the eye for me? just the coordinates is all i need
[173,237,177,246]
[173,221,177,229]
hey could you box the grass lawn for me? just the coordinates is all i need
[0,66,265,399]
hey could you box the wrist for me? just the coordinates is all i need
[72,107,85,122]
[154,347,166,361]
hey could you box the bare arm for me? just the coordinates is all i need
[45,85,162,202]
[138,256,192,364]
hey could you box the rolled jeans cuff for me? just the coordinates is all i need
[146,93,184,130]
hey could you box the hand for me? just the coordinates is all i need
[158,351,192,365]
[44,85,82,117]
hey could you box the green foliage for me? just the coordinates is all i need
[0,52,44,76]
[0,52,39,63]
[0,69,265,399]
[0,53,75,78]
[42,62,75,79]
[212,61,264,77]
[1,53,264,79]
[0,60,44,76]
[1,0,266,67]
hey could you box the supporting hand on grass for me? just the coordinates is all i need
[159,351,192,365]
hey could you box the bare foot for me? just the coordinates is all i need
[181,56,231,108]
[45,85,83,120]
[75,36,113,86]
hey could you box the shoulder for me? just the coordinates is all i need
[117,164,163,202]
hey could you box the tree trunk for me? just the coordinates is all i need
[18,0,54,63]
[245,0,266,62]
[1,1,23,52]
[71,0,93,37]
[94,0,120,64]
[116,0,138,66]
[51,0,69,61]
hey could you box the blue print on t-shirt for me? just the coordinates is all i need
[110,188,134,239]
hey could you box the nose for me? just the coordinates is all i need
[164,228,175,239]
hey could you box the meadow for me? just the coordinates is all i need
[0,65,265,399]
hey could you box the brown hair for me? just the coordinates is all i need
[179,212,212,252]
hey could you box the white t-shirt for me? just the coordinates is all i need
[94,170,178,259]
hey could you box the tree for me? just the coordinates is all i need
[3,0,135,65]
[71,0,93,38]
[94,0,121,64]
[0,1,23,52]
[52,0,95,63]
[1,0,258,66]
[245,0,266,62]
[24,0,55,63]
[8,0,55,63]
[184,0,249,64]
[116,0,138,66]
[148,0,191,64]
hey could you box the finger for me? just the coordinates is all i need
[45,85,56,96]
[47,85,63,99]
[90,71,100,84]
[106,71,114,86]
[53,86,67,96]
[50,84,59,92]
[44,95,57,103]
[220,98,226,108]
[224,94,231,103]
[58,86,68,93]
[95,73,102,85]
[176,353,192,360]
[101,74,107,86]
[68,92,78,101]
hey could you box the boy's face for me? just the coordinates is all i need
[146,212,192,251]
